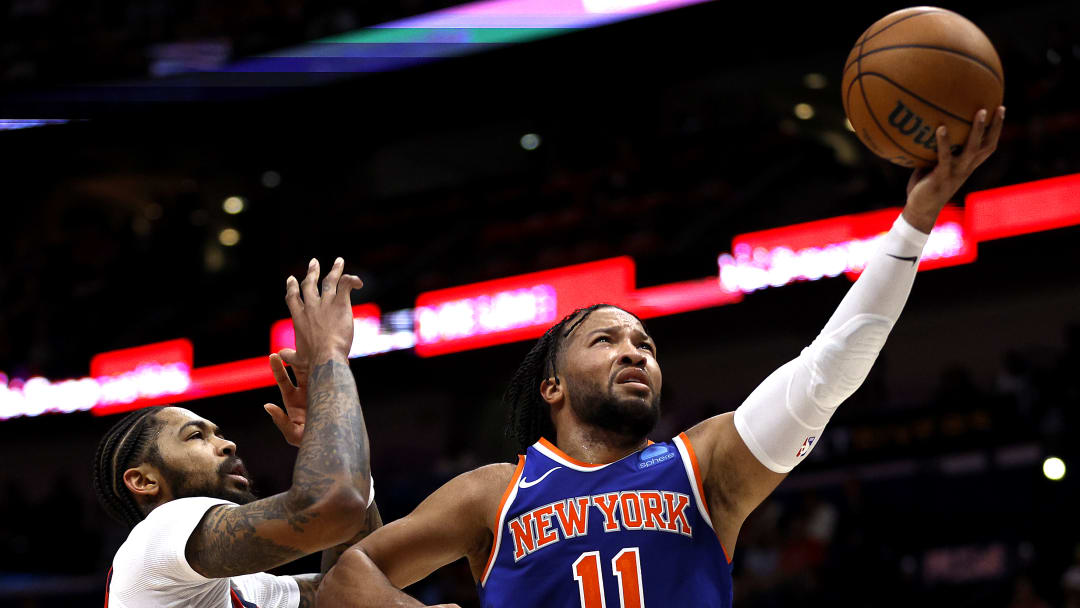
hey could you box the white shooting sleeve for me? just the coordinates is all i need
[733,213,931,473]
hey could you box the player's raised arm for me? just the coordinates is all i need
[185,257,372,578]
[317,463,515,607]
[686,106,1005,553]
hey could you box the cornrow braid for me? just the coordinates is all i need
[503,303,645,453]
[92,407,166,528]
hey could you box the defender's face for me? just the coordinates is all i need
[558,307,662,437]
[152,407,255,504]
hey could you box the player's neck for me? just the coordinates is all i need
[555,424,648,465]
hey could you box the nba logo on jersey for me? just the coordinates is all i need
[796,436,815,458]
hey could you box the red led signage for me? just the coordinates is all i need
[0,173,1076,420]
[414,257,638,357]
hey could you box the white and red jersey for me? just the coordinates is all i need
[105,497,299,608]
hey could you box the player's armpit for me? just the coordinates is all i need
[683,413,787,555]
[186,486,366,579]
[339,462,516,591]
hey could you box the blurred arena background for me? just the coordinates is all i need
[1,0,1079,605]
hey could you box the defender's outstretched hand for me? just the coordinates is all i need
[903,106,1005,232]
[267,257,363,445]
[285,257,364,363]
[264,349,308,447]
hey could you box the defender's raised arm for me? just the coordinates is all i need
[184,258,372,577]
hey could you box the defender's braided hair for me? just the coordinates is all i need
[503,303,645,453]
[92,407,166,528]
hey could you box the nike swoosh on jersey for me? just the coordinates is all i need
[518,466,562,489]
[887,253,918,265]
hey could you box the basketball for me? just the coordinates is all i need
[841,7,1004,168]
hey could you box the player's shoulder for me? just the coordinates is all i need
[126,496,234,540]
[153,495,237,518]
[453,461,520,496]
[434,461,520,525]
[683,411,735,449]
[682,411,738,472]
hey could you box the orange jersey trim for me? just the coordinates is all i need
[537,437,609,468]
[677,432,710,518]
[677,432,732,564]
[481,455,526,583]
[104,567,112,607]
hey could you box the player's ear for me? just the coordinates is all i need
[123,464,164,500]
[540,376,564,407]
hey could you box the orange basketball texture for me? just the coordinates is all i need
[841,7,1004,168]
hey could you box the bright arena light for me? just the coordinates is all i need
[0,364,191,421]
[520,133,541,150]
[219,228,241,246]
[223,196,246,214]
[794,103,815,120]
[718,221,970,294]
[1043,457,1066,481]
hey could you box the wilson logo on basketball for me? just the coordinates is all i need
[887,101,965,156]
[887,101,938,152]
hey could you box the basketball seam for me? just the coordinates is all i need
[860,71,976,126]
[856,31,935,167]
[856,74,937,164]
[843,44,1003,84]
[859,9,947,45]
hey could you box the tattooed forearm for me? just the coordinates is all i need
[321,503,383,575]
[294,358,371,503]
[187,497,310,578]
[292,574,321,608]
[184,358,372,579]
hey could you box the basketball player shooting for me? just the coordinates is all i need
[315,106,1004,608]
[94,259,403,608]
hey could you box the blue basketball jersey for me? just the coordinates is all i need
[478,433,733,608]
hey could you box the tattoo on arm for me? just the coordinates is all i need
[185,359,372,578]
[298,358,371,503]
[187,497,310,578]
[292,573,321,608]
[321,503,383,575]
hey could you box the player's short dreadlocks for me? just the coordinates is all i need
[92,407,167,528]
[503,303,646,453]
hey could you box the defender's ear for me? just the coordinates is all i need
[122,464,163,500]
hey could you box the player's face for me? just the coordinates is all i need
[151,407,257,505]
[559,308,662,440]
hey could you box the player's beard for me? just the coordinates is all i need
[157,456,258,505]
[565,372,661,442]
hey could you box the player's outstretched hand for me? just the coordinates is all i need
[264,349,308,447]
[284,257,364,364]
[903,105,1004,232]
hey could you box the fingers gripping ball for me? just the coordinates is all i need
[841,7,1004,168]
